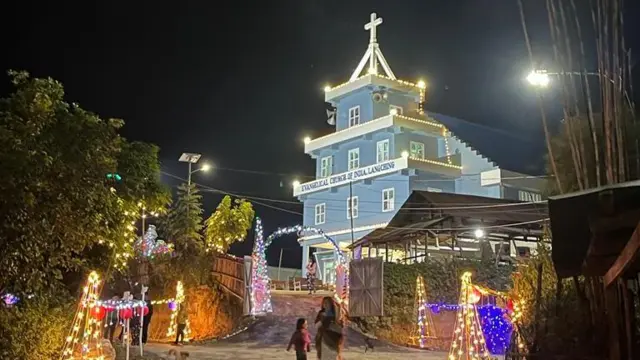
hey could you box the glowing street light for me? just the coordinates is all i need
[474,229,485,239]
[526,70,550,87]
[200,163,211,172]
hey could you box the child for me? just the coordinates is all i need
[287,318,311,360]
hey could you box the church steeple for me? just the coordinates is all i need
[349,13,397,81]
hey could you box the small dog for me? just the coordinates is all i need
[161,349,190,360]
[364,337,375,353]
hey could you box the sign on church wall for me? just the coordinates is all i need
[293,157,408,196]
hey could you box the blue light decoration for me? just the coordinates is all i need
[1,293,19,307]
[428,303,513,355]
[477,305,513,355]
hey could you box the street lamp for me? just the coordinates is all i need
[178,153,210,187]
[474,228,485,239]
[526,70,550,87]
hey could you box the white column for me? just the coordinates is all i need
[301,244,309,278]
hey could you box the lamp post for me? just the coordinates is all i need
[178,153,211,193]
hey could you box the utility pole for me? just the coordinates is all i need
[277,248,284,281]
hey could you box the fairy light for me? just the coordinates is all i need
[442,128,453,165]
[408,155,462,170]
[412,275,436,348]
[249,220,350,316]
[60,271,104,360]
[166,281,189,341]
[448,272,490,360]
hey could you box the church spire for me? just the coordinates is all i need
[349,13,397,81]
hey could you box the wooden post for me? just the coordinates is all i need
[605,281,621,360]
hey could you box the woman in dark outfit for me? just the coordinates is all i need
[314,296,344,359]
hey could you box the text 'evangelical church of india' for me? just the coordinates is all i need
[294,13,546,284]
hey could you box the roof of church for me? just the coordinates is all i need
[428,112,545,175]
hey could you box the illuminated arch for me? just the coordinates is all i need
[249,218,349,316]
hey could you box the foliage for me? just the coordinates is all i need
[204,195,255,253]
[510,243,598,356]
[357,258,512,332]
[0,295,74,360]
[0,71,168,298]
[0,71,168,357]
[160,183,204,255]
[546,113,640,195]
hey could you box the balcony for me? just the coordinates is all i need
[305,114,445,154]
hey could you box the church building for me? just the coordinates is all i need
[294,13,545,284]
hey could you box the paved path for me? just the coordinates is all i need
[143,293,448,359]
[144,343,447,359]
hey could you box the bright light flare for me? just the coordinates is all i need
[401,151,409,158]
[200,164,211,172]
[303,136,311,144]
[417,80,426,89]
[292,180,301,188]
[526,70,550,87]
[474,229,485,239]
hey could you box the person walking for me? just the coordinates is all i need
[142,296,154,344]
[174,302,188,346]
[104,296,119,343]
[314,297,344,360]
[287,318,311,360]
[306,256,317,295]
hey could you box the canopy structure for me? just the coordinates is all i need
[348,191,548,263]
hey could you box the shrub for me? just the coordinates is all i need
[0,296,74,360]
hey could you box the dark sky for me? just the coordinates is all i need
[1,0,638,269]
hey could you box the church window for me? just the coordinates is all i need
[409,141,425,159]
[315,203,326,225]
[376,139,389,163]
[347,196,359,219]
[390,105,403,115]
[349,106,360,127]
[348,148,360,170]
[382,188,395,212]
[320,156,333,178]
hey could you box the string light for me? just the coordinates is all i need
[448,272,490,360]
[411,275,436,348]
[133,224,174,258]
[442,128,453,165]
[166,281,190,342]
[408,155,463,170]
[60,271,104,360]
[249,219,350,316]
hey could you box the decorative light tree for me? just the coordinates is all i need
[167,281,190,341]
[411,275,436,348]
[60,271,104,360]
[249,217,272,315]
[448,272,490,360]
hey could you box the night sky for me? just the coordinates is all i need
[1,1,638,269]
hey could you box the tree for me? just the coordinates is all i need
[161,183,205,255]
[0,71,168,297]
[204,195,255,253]
[0,71,168,357]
